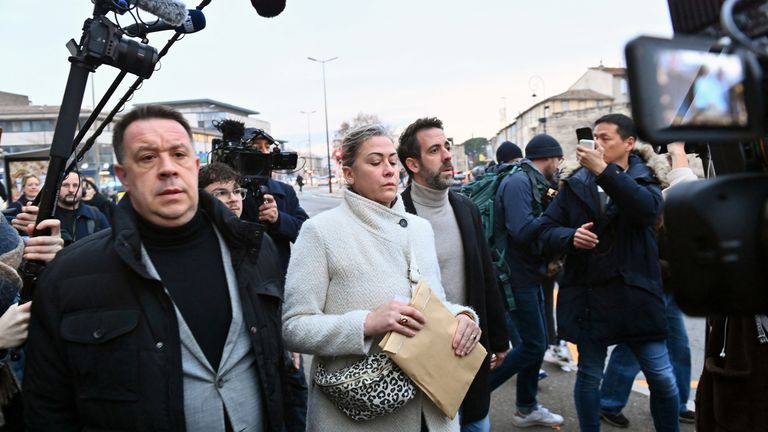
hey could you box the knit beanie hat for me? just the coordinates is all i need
[496,141,523,163]
[525,134,563,160]
[0,220,24,313]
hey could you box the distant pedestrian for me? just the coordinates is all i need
[81,177,116,221]
[296,174,305,193]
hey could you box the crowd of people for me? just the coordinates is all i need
[0,105,709,431]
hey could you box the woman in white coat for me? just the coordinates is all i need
[282,124,482,432]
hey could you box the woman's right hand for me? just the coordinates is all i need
[364,301,426,338]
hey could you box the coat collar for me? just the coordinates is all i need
[343,188,411,243]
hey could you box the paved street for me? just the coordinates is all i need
[296,184,705,431]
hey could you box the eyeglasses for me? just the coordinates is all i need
[211,188,246,200]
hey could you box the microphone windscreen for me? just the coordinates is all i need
[136,0,188,26]
[250,0,286,18]
[184,9,206,32]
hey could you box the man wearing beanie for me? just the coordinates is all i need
[496,141,524,165]
[491,134,564,427]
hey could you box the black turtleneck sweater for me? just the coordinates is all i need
[137,211,232,371]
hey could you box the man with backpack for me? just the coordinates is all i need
[491,134,565,428]
[397,117,509,432]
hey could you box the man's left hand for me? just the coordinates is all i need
[576,144,607,176]
[452,313,481,357]
[490,349,509,370]
[258,194,279,224]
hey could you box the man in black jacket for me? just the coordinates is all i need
[23,105,288,432]
[398,117,509,432]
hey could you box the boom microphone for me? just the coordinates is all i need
[123,9,205,36]
[133,0,188,27]
[250,0,286,18]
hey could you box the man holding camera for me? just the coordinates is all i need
[240,130,309,275]
[539,114,679,432]
[23,105,288,431]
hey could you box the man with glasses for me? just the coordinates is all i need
[491,134,564,428]
[199,161,308,432]
[199,163,247,218]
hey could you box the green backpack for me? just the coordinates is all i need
[461,161,552,310]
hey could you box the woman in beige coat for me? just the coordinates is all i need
[282,124,482,431]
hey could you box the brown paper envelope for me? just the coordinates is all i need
[379,280,487,419]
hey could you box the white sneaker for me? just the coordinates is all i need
[510,405,564,427]
[544,342,573,370]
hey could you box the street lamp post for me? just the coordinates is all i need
[307,56,338,194]
[529,75,546,104]
[300,110,316,186]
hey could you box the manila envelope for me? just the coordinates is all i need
[379,280,487,419]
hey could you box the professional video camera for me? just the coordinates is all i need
[624,0,768,315]
[210,119,298,205]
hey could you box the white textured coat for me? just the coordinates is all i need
[283,189,475,432]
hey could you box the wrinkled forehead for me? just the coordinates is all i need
[124,118,194,153]
[416,127,447,149]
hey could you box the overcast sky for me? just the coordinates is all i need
[0,0,673,154]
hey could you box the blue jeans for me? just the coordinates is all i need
[487,285,548,411]
[600,293,692,415]
[459,411,490,432]
[575,337,679,432]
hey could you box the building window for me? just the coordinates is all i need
[0,120,55,133]
[597,100,604,108]
[562,101,570,112]
[620,79,628,95]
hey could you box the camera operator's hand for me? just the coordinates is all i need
[258,194,279,224]
[0,302,31,349]
[12,205,39,233]
[24,219,64,263]
[576,144,607,176]
[573,222,599,250]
